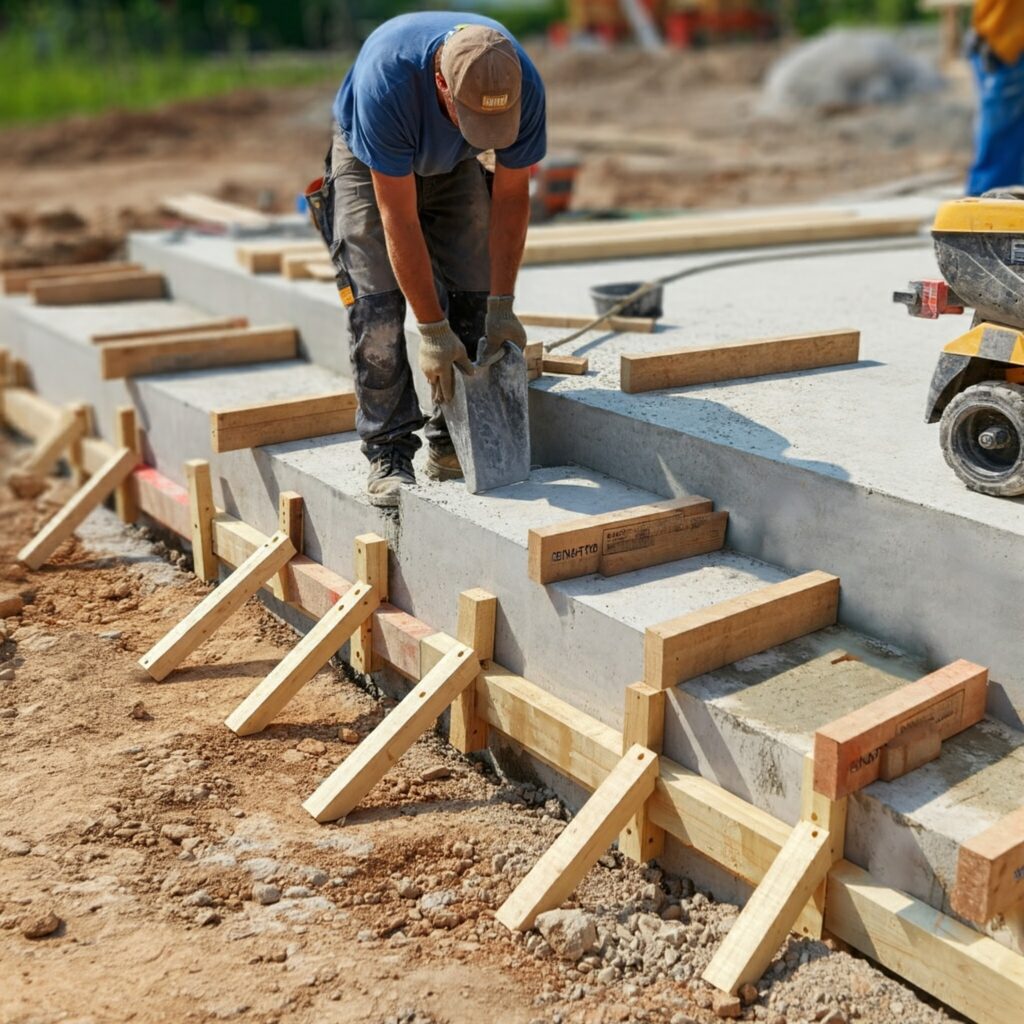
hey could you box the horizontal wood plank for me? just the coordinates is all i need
[812,659,988,800]
[31,271,166,306]
[235,240,323,273]
[0,261,142,295]
[645,571,840,690]
[211,391,357,452]
[520,311,656,333]
[541,355,589,375]
[91,316,248,344]
[100,325,297,379]
[620,330,861,394]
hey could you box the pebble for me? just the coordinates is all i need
[160,823,194,845]
[284,886,313,899]
[296,738,327,756]
[2,838,31,856]
[338,727,360,744]
[419,766,451,782]
[0,707,16,719]
[196,909,221,927]
[281,750,305,765]
[99,630,123,640]
[253,883,281,906]
[535,909,598,962]
[397,879,422,900]
[740,982,759,1005]
[21,911,61,939]
[712,992,742,1019]
[184,890,213,908]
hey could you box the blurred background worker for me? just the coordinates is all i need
[967,0,1024,194]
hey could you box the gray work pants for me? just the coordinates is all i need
[307,129,491,461]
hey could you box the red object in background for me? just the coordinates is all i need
[920,279,966,319]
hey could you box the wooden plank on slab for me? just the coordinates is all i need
[185,460,217,583]
[100,324,297,380]
[281,252,334,280]
[305,261,337,282]
[495,745,659,931]
[528,495,716,584]
[225,581,378,736]
[645,571,840,690]
[542,355,589,375]
[17,447,139,570]
[703,820,834,994]
[619,682,666,863]
[350,534,388,674]
[520,312,656,334]
[826,860,1024,1024]
[91,316,248,344]
[210,391,357,452]
[812,659,988,800]
[303,642,480,822]
[161,192,272,230]
[620,329,861,394]
[138,530,295,681]
[31,271,166,306]
[450,588,496,754]
[952,806,1024,924]
[235,240,323,274]
[0,261,143,295]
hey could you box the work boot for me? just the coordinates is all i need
[425,444,463,481]
[366,449,415,508]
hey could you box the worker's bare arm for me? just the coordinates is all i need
[489,163,531,297]
[371,170,444,323]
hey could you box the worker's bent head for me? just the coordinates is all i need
[439,24,522,150]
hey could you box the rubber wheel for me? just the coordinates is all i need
[939,381,1024,497]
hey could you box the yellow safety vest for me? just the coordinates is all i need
[974,0,1024,65]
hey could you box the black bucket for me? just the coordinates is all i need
[589,281,663,320]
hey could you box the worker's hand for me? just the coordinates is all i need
[418,319,473,404]
[479,295,527,368]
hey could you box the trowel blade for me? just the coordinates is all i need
[442,342,531,494]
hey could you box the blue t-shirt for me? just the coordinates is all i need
[334,12,546,177]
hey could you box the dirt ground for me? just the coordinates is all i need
[0,434,966,1024]
[0,42,974,269]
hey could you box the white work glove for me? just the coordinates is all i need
[479,295,527,367]
[418,318,473,404]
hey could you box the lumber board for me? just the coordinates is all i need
[350,534,388,674]
[276,491,304,600]
[31,271,166,306]
[645,571,840,690]
[21,406,83,475]
[138,530,296,681]
[704,820,834,993]
[235,240,323,274]
[521,215,924,266]
[619,682,666,863]
[100,325,297,380]
[17,447,139,570]
[113,406,140,523]
[826,860,1024,1024]
[161,192,272,230]
[90,316,248,344]
[524,341,543,381]
[812,659,988,800]
[528,495,716,584]
[210,391,357,452]
[620,329,861,394]
[496,745,659,930]
[1,387,62,439]
[952,806,1024,924]
[0,261,142,295]
[211,514,289,602]
[185,460,217,583]
[798,753,848,940]
[519,311,655,334]
[281,252,329,280]
[450,589,496,754]
[225,581,378,736]
[541,355,589,375]
[305,261,337,282]
[879,721,942,781]
[303,642,480,822]
[66,403,92,486]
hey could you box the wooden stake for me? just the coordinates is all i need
[138,530,296,681]
[20,405,85,476]
[66,403,92,487]
[703,820,834,994]
[277,491,304,601]
[303,642,480,823]
[618,683,666,863]
[225,581,379,736]
[450,588,496,754]
[496,745,659,931]
[797,752,847,939]
[17,446,139,570]
[952,806,1024,924]
[350,533,388,674]
[185,460,217,583]
[113,406,140,523]
[644,571,840,690]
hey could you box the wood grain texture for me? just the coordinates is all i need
[619,683,666,863]
[620,329,861,394]
[31,271,166,306]
[185,460,217,583]
[113,406,140,523]
[496,745,659,931]
[0,261,142,295]
[952,806,1024,924]
[812,659,988,800]
[210,391,356,452]
[541,355,589,375]
[91,316,248,344]
[450,589,496,754]
[519,311,655,333]
[644,571,840,690]
[350,534,388,674]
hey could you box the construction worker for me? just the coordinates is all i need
[967,0,1024,195]
[307,12,546,507]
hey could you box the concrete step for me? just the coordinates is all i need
[2,287,1023,953]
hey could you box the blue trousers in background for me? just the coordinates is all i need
[968,50,1024,196]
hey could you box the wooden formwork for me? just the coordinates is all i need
[2,365,1023,1024]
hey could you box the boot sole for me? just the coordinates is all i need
[424,459,464,482]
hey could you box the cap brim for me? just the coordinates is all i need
[456,97,521,152]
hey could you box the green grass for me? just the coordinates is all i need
[0,38,340,126]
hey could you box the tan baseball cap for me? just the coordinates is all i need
[440,25,522,151]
